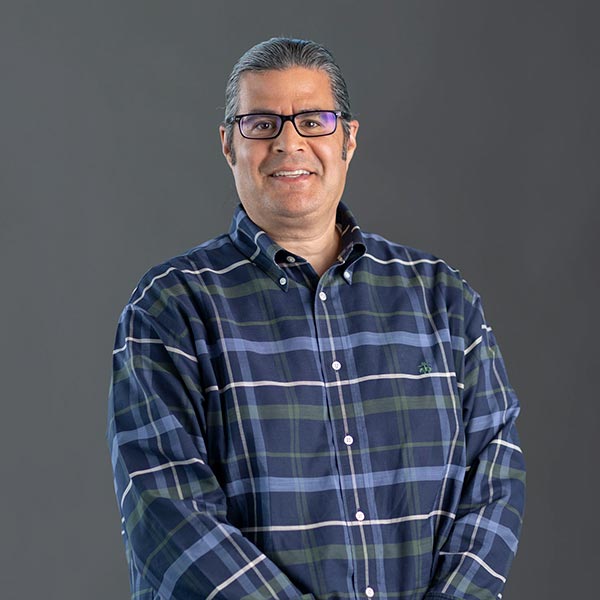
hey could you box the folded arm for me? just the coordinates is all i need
[108,304,313,599]
[425,288,526,600]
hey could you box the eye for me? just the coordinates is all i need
[299,118,324,129]
[240,115,280,137]
[252,119,276,131]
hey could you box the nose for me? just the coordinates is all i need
[272,120,306,153]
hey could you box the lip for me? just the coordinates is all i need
[268,167,315,177]
[269,172,313,183]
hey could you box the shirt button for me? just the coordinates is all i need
[318,291,327,301]
[279,277,287,286]
[332,360,342,371]
[355,510,365,521]
[344,435,354,446]
[286,256,296,263]
[343,271,351,281]
[365,587,375,598]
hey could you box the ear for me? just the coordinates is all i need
[345,119,359,164]
[219,125,234,168]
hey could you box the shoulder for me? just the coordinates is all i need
[362,232,465,283]
[126,232,242,312]
[360,231,482,313]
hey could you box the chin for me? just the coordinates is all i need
[272,196,325,217]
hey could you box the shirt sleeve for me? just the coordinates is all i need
[424,286,526,600]
[107,302,314,600]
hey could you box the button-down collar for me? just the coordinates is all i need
[228,202,366,288]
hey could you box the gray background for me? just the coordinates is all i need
[1,1,598,598]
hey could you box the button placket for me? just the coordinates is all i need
[315,277,371,593]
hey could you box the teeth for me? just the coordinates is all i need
[272,170,310,177]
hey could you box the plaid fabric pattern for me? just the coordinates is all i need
[108,203,525,600]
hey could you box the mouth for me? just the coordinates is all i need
[270,169,313,179]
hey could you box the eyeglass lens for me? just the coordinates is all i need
[239,111,338,139]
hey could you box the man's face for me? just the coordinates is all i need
[220,67,358,232]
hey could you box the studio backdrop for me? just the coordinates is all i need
[1,2,598,599]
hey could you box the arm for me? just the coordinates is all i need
[108,303,313,600]
[425,288,526,600]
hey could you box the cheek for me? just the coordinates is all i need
[233,157,260,183]
[322,150,348,181]
[320,138,347,168]
[239,148,266,175]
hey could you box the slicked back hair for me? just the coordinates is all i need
[223,37,353,163]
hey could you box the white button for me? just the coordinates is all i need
[279,277,287,286]
[365,587,375,598]
[344,435,354,446]
[355,510,365,521]
[286,256,296,263]
[343,271,351,280]
[319,291,327,301]
[332,360,341,371]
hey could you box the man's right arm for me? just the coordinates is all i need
[108,302,313,599]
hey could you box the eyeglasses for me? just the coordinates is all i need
[229,110,350,140]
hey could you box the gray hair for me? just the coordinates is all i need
[223,37,353,163]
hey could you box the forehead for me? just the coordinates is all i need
[237,67,335,113]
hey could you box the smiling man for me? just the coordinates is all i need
[219,66,358,276]
[108,38,525,600]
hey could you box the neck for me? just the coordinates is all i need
[272,222,341,277]
[249,209,341,277]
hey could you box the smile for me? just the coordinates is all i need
[271,170,312,178]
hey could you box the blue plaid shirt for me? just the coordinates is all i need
[108,203,525,600]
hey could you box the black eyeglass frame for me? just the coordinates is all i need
[228,110,351,140]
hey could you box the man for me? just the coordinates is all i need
[108,38,525,600]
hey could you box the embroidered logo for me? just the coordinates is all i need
[418,361,432,374]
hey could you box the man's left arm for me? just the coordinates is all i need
[425,287,526,600]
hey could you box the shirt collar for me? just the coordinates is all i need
[335,202,367,267]
[229,202,366,286]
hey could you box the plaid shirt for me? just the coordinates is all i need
[108,203,525,600]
